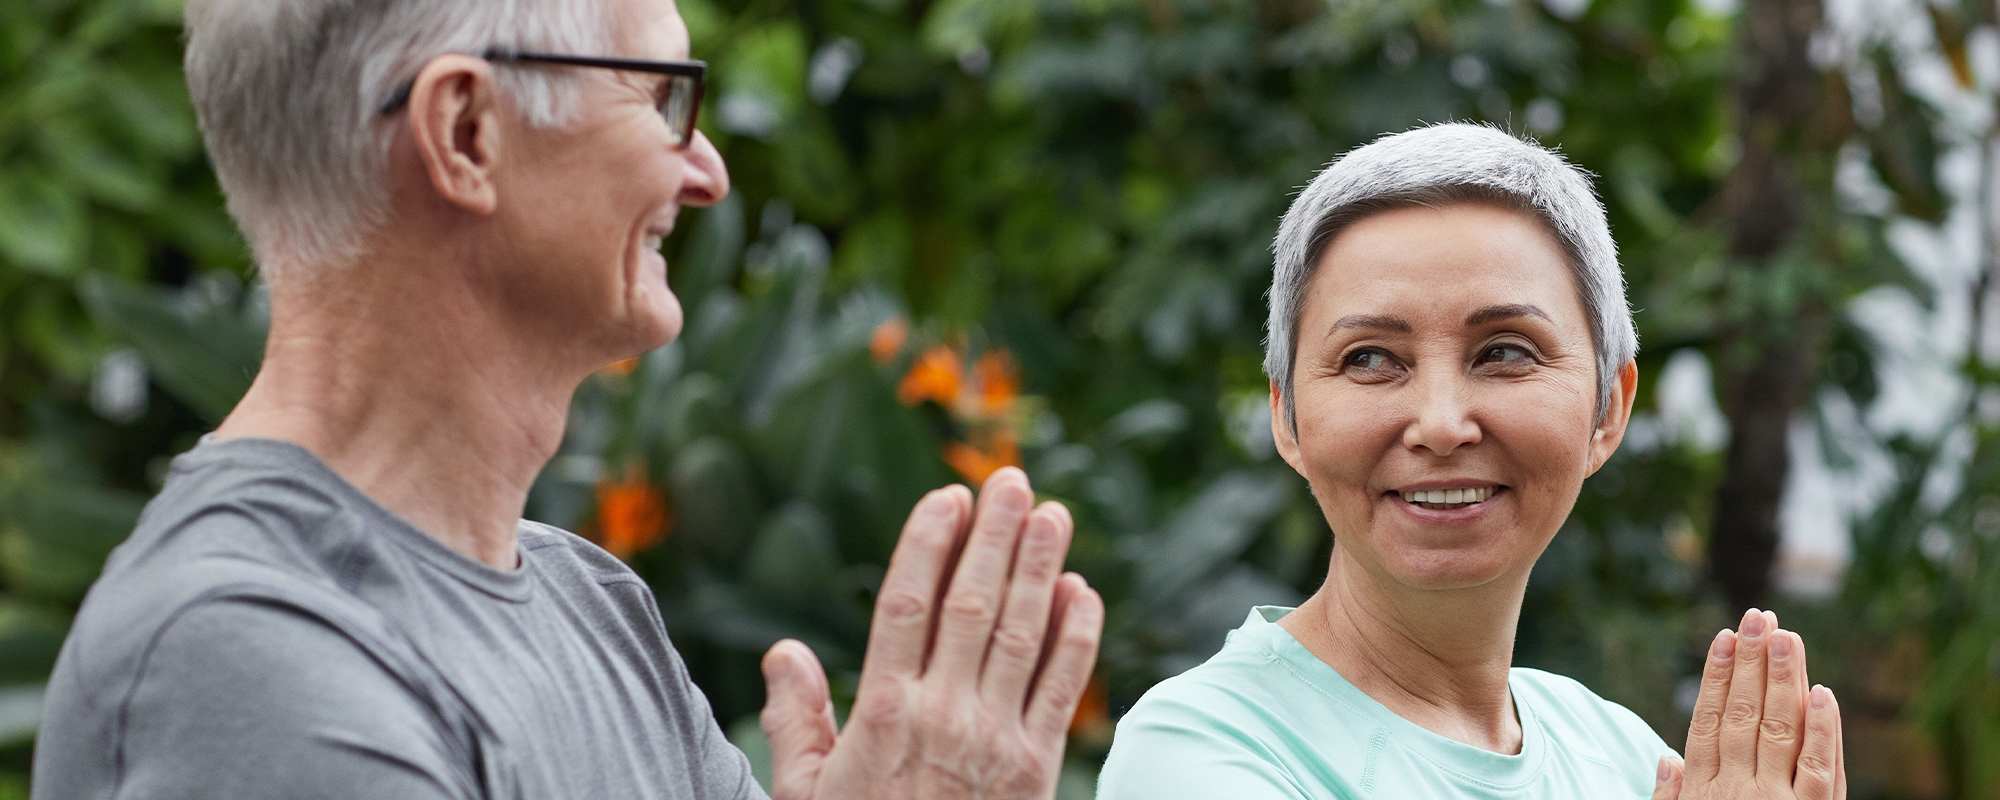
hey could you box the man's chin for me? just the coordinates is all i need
[634,297,684,350]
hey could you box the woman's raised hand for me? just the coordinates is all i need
[1653,609,1845,800]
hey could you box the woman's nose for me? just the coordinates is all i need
[676,130,730,207]
[1401,371,1482,457]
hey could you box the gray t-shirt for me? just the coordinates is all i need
[34,437,765,800]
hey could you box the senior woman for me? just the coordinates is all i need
[1097,124,1846,799]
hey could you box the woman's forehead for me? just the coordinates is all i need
[1304,203,1587,331]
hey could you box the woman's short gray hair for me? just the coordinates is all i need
[1264,123,1637,430]
[182,0,616,278]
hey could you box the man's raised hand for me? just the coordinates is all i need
[1652,609,1846,800]
[757,467,1104,800]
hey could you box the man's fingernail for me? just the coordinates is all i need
[1741,609,1766,638]
[1771,631,1792,659]
[1811,685,1830,709]
[1712,629,1735,660]
[1656,759,1672,785]
[921,490,954,519]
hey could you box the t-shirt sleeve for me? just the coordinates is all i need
[1096,696,1313,800]
[644,594,768,800]
[115,597,479,800]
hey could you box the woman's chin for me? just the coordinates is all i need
[1378,547,1521,592]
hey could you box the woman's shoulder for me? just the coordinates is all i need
[1096,609,1380,800]
[1508,667,1680,763]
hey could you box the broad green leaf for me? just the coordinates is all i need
[79,275,265,423]
[1134,470,1293,605]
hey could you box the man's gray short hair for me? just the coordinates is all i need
[1264,123,1637,431]
[183,0,617,277]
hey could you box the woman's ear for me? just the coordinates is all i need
[1271,382,1308,478]
[1586,360,1640,476]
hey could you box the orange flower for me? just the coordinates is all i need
[593,471,671,559]
[1070,672,1110,737]
[942,429,1020,485]
[600,356,642,377]
[897,345,963,407]
[973,350,1020,415]
[870,316,910,365]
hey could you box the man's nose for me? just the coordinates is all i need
[1401,368,1482,457]
[677,130,730,207]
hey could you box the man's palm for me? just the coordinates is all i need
[758,470,1103,800]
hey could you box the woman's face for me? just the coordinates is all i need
[1274,202,1635,593]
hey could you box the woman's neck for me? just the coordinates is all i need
[1278,550,1528,754]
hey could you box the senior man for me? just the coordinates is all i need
[32,0,1102,798]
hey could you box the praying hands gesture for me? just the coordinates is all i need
[1654,609,1847,800]
[757,467,1104,800]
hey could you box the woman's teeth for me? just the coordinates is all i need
[1398,487,1496,508]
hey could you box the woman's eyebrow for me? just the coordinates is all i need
[1326,314,1412,336]
[1464,304,1551,326]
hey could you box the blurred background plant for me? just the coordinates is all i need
[4,0,2000,797]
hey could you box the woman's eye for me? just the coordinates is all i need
[1343,348,1395,373]
[1477,343,1532,366]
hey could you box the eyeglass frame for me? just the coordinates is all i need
[377,49,707,149]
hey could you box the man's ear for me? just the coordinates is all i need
[1585,360,1640,476]
[1271,381,1308,478]
[405,55,503,215]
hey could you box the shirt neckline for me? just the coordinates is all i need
[181,435,537,603]
[1237,605,1551,789]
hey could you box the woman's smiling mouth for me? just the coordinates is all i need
[1394,485,1502,511]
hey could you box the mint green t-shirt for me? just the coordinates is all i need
[1097,607,1678,799]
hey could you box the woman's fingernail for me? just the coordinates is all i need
[1656,758,1672,785]
[1771,631,1793,659]
[1741,609,1766,638]
[1811,685,1831,709]
[1712,629,1735,660]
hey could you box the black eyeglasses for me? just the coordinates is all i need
[378,49,706,149]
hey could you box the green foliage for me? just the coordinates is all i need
[0,0,1993,796]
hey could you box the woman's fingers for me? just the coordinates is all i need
[1684,628,1737,782]
[1718,609,1775,779]
[1756,629,1809,784]
[1650,756,1684,800]
[1793,684,1842,799]
[979,501,1074,711]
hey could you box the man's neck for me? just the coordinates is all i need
[214,266,582,570]
[1279,551,1527,754]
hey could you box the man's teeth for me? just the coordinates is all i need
[1399,487,1496,505]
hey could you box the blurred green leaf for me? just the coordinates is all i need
[79,275,264,424]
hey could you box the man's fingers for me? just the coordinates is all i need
[980,501,1074,711]
[1024,574,1105,742]
[1718,609,1774,777]
[1793,685,1841,800]
[1684,628,1737,781]
[928,467,1035,683]
[859,486,971,685]
[760,640,839,800]
[1756,629,1808,783]
[1650,757,1684,800]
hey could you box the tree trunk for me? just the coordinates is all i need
[1707,0,1834,613]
